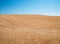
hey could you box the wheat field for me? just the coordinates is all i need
[0,15,60,44]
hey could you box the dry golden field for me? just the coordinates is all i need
[0,15,60,44]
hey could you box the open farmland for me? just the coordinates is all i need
[0,15,60,44]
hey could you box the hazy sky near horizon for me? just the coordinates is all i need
[0,0,60,16]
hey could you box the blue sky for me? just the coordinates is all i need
[0,0,60,16]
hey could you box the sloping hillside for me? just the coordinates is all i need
[0,15,60,44]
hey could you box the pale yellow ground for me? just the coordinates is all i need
[0,15,60,44]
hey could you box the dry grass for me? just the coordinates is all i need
[0,15,60,44]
